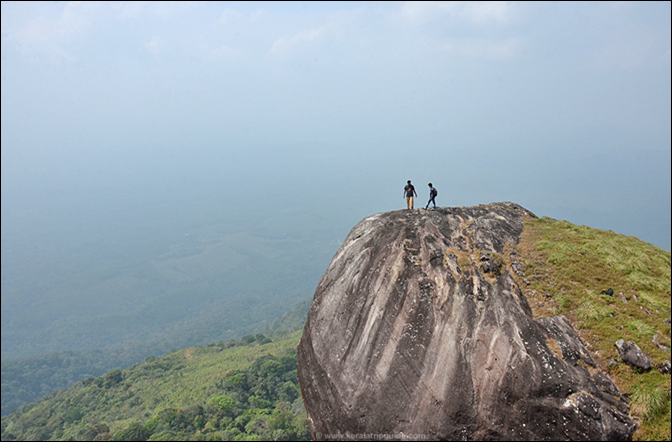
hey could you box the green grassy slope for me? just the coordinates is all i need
[513,216,671,441]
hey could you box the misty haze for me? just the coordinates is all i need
[1,1,670,419]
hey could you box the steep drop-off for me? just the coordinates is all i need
[297,203,637,441]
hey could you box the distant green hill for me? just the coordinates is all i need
[2,228,330,361]
[1,331,309,441]
[2,215,670,441]
[1,299,312,417]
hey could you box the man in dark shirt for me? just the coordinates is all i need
[425,183,437,210]
[403,180,417,210]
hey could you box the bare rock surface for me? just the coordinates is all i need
[297,203,636,441]
[615,339,653,371]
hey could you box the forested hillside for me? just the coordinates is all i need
[1,191,333,416]
[1,332,309,441]
[1,297,311,417]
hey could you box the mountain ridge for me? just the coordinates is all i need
[2,203,670,441]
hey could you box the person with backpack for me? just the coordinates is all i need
[425,183,438,210]
[403,180,418,209]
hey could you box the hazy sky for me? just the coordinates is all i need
[2,1,671,250]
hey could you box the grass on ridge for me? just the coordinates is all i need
[512,216,671,441]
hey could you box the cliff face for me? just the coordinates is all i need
[297,203,636,441]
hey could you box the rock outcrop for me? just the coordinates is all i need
[297,203,636,441]
[615,339,653,371]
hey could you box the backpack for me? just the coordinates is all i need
[433,188,438,197]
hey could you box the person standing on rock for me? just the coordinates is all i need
[403,180,417,209]
[425,183,437,210]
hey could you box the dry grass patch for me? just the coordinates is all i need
[545,338,563,361]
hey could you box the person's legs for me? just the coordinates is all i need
[432,197,437,209]
[410,196,414,209]
[406,197,411,209]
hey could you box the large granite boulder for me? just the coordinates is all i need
[297,203,636,441]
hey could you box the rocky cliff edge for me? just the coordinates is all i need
[297,203,636,441]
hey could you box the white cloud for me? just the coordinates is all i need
[443,37,521,59]
[400,1,458,23]
[117,1,175,21]
[393,1,522,60]
[250,9,270,22]
[591,28,664,71]
[145,35,162,55]
[217,8,243,25]
[10,1,94,62]
[199,43,236,61]
[401,1,516,25]
[269,25,329,55]
[267,9,360,57]
[463,1,514,24]
[118,1,148,20]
